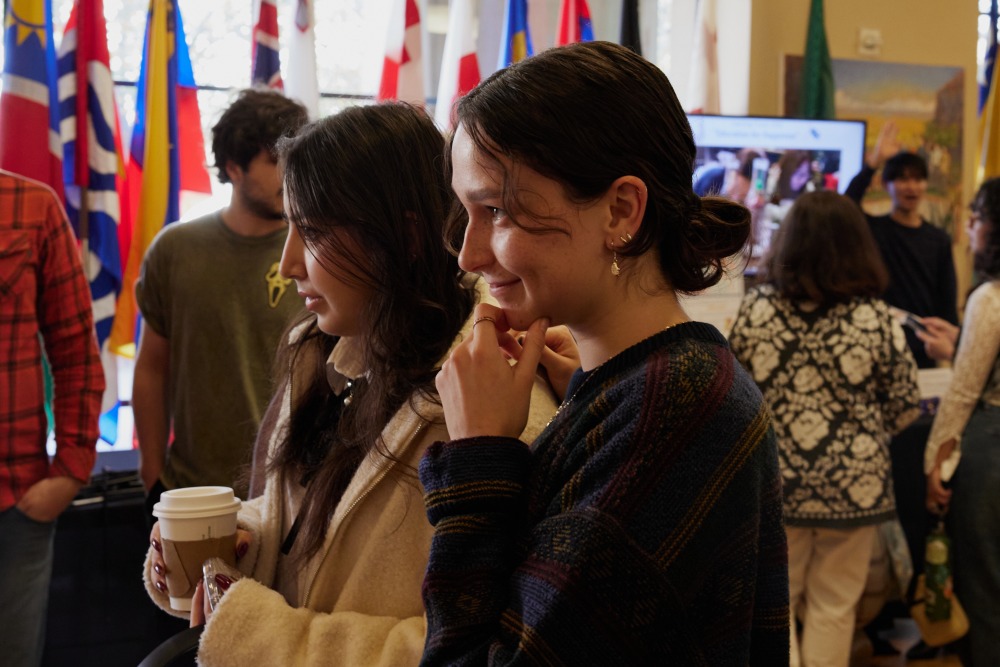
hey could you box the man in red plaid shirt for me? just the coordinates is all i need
[0,169,104,666]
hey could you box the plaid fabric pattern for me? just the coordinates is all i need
[0,170,102,511]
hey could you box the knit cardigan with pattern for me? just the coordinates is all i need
[419,323,790,666]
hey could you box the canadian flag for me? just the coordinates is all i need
[379,0,425,106]
[434,0,481,132]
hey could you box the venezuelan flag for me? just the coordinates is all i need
[109,0,210,354]
[0,0,63,197]
[498,0,533,68]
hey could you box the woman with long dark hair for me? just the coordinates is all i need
[925,177,1000,666]
[143,103,555,666]
[420,41,789,664]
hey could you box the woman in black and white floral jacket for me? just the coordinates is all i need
[729,190,921,667]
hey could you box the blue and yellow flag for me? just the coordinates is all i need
[498,0,532,68]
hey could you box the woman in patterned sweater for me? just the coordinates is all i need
[729,191,920,667]
[421,41,790,665]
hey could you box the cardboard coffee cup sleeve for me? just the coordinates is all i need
[162,539,198,599]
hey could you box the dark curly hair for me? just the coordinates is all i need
[882,151,928,183]
[210,88,308,184]
[972,177,1000,280]
[446,41,750,295]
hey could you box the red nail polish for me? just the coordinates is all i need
[153,563,163,575]
[237,542,248,559]
[151,539,161,553]
[215,574,233,591]
[155,580,166,592]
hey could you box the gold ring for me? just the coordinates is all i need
[473,316,496,327]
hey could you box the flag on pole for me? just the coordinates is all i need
[285,0,319,119]
[252,0,282,88]
[556,0,593,46]
[379,0,425,106]
[980,37,1000,183]
[798,0,835,120]
[687,0,720,115]
[980,12,997,114]
[619,0,642,55]
[434,0,481,132]
[0,0,64,198]
[109,0,211,354]
[498,0,532,68]
[57,0,126,349]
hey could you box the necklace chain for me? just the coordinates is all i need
[546,321,686,428]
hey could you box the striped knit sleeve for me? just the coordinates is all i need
[418,436,532,665]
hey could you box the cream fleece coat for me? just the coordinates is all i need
[143,283,557,666]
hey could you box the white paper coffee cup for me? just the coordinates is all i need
[153,486,241,611]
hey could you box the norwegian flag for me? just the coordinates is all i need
[378,0,425,106]
[252,0,282,88]
[434,0,481,132]
[556,0,594,46]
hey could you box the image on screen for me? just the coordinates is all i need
[686,115,866,272]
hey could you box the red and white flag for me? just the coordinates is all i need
[434,0,480,132]
[285,0,318,119]
[379,0,425,106]
[251,0,282,88]
[687,0,720,114]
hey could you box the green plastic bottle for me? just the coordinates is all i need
[924,521,953,622]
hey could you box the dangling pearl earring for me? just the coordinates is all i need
[611,232,632,277]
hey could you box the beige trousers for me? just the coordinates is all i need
[788,525,877,667]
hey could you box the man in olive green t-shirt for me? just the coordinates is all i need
[133,90,307,509]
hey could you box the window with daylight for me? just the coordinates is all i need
[2,0,388,209]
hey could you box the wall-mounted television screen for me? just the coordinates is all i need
[686,114,867,271]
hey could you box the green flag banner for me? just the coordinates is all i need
[799,0,835,119]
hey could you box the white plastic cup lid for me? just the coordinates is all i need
[152,486,241,520]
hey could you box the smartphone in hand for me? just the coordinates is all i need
[889,306,928,333]
[202,557,242,612]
